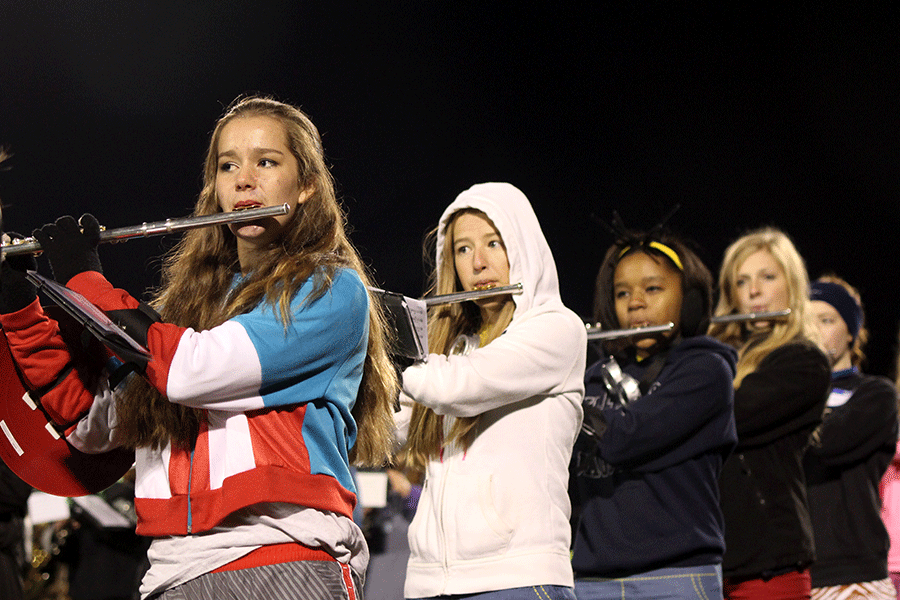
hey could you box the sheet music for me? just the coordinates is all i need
[25,271,150,361]
[27,491,71,524]
[72,494,133,529]
[369,288,428,361]
[405,296,428,357]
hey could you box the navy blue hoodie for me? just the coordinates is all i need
[570,335,738,576]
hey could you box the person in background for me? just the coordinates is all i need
[709,227,830,600]
[0,461,30,600]
[569,227,737,599]
[881,335,900,596]
[804,275,898,599]
[362,468,420,600]
[0,148,34,600]
[58,470,152,600]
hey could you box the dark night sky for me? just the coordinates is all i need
[1,3,899,375]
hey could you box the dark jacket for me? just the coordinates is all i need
[570,336,738,576]
[804,369,898,587]
[0,462,30,521]
[720,339,831,579]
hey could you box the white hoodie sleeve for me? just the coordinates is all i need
[401,304,586,418]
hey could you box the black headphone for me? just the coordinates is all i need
[679,283,710,338]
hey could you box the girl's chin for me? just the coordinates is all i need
[475,295,511,307]
[231,222,284,243]
[232,223,266,235]
[635,337,664,351]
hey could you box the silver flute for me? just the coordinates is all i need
[585,308,792,341]
[586,322,675,341]
[424,283,524,307]
[0,204,291,257]
[710,308,791,323]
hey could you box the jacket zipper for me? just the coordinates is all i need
[438,458,450,592]
[438,418,451,592]
[186,448,194,534]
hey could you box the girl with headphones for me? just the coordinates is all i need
[570,228,738,600]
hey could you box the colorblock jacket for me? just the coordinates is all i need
[1,267,369,537]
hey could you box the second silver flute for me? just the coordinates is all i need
[585,309,792,341]
[424,283,524,307]
[1,204,291,257]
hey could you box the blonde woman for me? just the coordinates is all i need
[0,96,397,599]
[397,182,585,600]
[709,227,831,599]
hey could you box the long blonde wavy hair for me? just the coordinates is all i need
[115,96,397,466]
[708,227,819,387]
[401,209,515,473]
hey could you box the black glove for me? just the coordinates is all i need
[0,233,38,314]
[32,214,103,284]
[574,403,608,453]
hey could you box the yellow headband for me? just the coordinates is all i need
[618,241,684,271]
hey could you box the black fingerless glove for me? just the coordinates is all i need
[0,234,38,314]
[32,214,103,284]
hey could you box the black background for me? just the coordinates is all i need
[1,3,899,375]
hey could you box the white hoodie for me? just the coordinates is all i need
[400,182,586,596]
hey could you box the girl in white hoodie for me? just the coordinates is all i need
[397,182,586,599]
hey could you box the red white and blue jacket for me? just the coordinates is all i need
[1,267,369,537]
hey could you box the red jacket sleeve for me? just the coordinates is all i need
[66,271,187,397]
[0,298,99,427]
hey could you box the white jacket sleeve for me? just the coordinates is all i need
[401,305,586,418]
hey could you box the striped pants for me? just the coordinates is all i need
[150,560,363,600]
[811,578,897,600]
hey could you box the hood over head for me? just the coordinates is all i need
[436,182,562,319]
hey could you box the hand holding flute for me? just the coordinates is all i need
[32,214,104,284]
